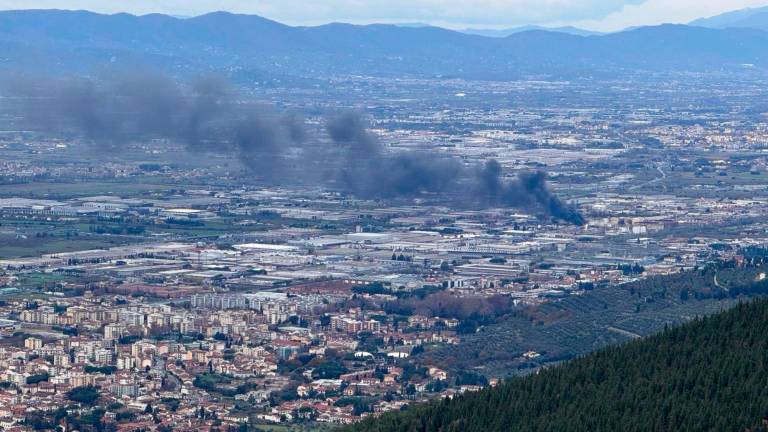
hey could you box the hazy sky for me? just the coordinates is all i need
[0,0,766,31]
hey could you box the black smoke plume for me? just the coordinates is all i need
[324,112,584,225]
[1,72,584,225]
[3,72,310,183]
[325,111,462,199]
[474,161,585,225]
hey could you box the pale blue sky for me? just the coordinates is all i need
[0,0,765,31]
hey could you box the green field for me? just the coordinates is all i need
[0,179,178,199]
[0,238,133,259]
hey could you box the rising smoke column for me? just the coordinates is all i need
[325,111,463,199]
[325,112,584,225]
[516,171,585,226]
[2,72,584,225]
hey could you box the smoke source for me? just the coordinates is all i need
[1,72,584,225]
[324,111,584,225]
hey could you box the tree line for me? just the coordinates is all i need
[345,297,768,432]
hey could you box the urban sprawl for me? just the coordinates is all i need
[0,74,768,431]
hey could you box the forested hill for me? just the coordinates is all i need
[345,297,768,432]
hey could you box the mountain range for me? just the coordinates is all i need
[691,5,768,31]
[459,25,602,37]
[1,8,768,80]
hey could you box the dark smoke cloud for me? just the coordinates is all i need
[324,112,585,225]
[3,72,308,183]
[480,165,585,226]
[1,72,584,225]
[326,111,461,199]
[5,72,187,146]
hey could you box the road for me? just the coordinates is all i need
[714,273,728,291]
[629,164,667,192]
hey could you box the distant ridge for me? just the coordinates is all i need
[0,10,767,79]
[691,5,768,29]
[460,25,602,37]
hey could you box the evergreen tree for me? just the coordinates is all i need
[345,298,768,432]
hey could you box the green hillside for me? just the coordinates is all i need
[346,298,768,432]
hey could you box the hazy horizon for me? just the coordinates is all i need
[0,0,766,32]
